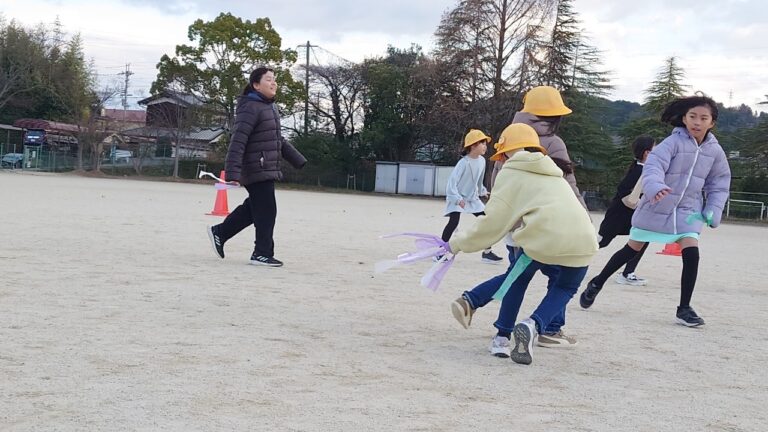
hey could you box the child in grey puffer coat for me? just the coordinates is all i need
[580,95,731,327]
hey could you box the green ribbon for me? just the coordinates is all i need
[492,253,533,301]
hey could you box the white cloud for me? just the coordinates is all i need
[3,0,767,112]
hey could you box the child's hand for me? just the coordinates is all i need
[652,187,672,203]
[458,199,466,209]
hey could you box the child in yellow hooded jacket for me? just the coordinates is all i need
[447,123,597,365]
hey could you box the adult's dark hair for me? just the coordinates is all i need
[660,95,719,127]
[523,146,573,174]
[242,66,275,95]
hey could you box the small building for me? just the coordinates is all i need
[374,162,398,193]
[374,161,456,197]
[118,90,227,158]
[101,109,147,130]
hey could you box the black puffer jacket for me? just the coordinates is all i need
[225,91,306,185]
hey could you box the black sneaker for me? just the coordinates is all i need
[579,279,602,309]
[481,250,503,264]
[676,306,705,327]
[207,226,225,259]
[250,255,283,267]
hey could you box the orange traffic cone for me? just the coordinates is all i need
[657,243,682,256]
[206,170,230,216]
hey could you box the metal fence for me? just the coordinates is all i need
[726,192,768,221]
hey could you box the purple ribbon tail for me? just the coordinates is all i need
[420,256,455,292]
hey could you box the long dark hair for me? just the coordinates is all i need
[629,135,655,169]
[242,66,275,95]
[523,147,573,174]
[661,95,719,126]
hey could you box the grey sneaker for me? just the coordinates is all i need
[481,250,503,264]
[536,330,578,348]
[676,306,705,327]
[489,335,511,358]
[511,318,537,365]
[615,272,647,286]
[450,296,475,329]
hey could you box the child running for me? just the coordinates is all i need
[580,95,731,327]
[453,86,585,348]
[597,135,655,286]
[441,129,502,264]
[447,123,598,365]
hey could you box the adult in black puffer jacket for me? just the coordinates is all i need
[207,67,307,267]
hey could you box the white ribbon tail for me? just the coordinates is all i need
[374,259,401,274]
[199,170,225,183]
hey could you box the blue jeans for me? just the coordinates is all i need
[462,246,570,334]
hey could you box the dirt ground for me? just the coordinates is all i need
[1,170,765,431]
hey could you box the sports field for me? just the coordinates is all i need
[1,170,764,431]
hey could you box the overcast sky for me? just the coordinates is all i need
[3,0,767,113]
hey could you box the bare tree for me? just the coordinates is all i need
[305,63,365,143]
[433,0,556,135]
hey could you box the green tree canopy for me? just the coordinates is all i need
[152,13,303,129]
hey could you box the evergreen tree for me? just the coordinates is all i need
[538,0,612,97]
[643,56,687,115]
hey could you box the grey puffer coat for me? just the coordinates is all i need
[225,91,306,185]
[632,127,730,234]
[491,111,588,209]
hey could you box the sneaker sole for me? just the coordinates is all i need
[615,277,647,286]
[249,260,283,267]
[207,227,224,259]
[536,338,577,348]
[490,350,510,358]
[450,302,470,329]
[511,323,533,365]
[675,317,705,327]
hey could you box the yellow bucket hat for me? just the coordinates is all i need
[490,123,547,161]
[522,86,572,117]
[463,129,491,148]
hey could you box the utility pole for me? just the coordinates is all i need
[117,63,134,126]
[297,41,317,135]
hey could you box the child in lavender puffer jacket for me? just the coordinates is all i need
[579,95,731,327]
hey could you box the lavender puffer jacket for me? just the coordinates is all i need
[632,127,731,234]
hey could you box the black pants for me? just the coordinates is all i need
[217,180,277,257]
[442,211,485,242]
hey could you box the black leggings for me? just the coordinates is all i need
[599,232,647,276]
[441,211,485,242]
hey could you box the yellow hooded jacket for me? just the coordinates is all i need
[449,151,598,267]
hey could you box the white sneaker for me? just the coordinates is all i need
[511,318,537,365]
[615,272,647,286]
[489,336,511,358]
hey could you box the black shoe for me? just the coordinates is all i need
[676,306,705,327]
[207,226,225,259]
[579,279,602,309]
[482,250,503,264]
[250,255,283,267]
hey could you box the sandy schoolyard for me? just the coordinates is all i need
[0,170,765,431]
